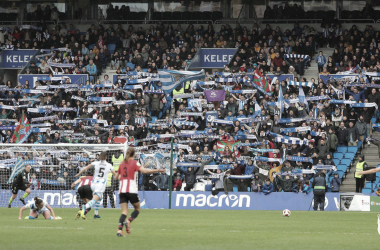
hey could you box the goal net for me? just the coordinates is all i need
[0,143,128,208]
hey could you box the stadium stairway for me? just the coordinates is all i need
[302,48,334,82]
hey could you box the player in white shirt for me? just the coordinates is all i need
[19,196,61,220]
[75,152,116,219]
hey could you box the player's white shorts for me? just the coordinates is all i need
[33,206,49,216]
[91,180,106,198]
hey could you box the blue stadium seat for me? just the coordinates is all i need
[371,117,377,124]
[337,164,348,173]
[337,147,348,153]
[126,62,135,70]
[357,140,363,150]
[362,188,373,193]
[343,153,355,161]
[336,170,344,180]
[333,152,344,160]
[333,159,340,166]
[88,44,95,50]
[107,43,116,54]
[233,185,238,192]
[340,158,351,167]
[347,146,357,154]
[365,182,373,188]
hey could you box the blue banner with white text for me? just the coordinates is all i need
[0,190,168,209]
[3,190,377,211]
[188,48,238,69]
[0,49,38,69]
[266,74,294,83]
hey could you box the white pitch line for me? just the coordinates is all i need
[151,228,377,236]
[2,226,83,230]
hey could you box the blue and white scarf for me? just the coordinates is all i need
[280,126,311,133]
[179,112,204,117]
[254,156,283,164]
[277,117,305,124]
[87,97,115,102]
[288,81,313,88]
[173,119,199,128]
[71,96,87,102]
[351,103,378,109]
[250,148,279,153]
[329,99,356,104]
[211,119,234,126]
[229,90,257,94]
[275,137,308,145]
[0,105,15,110]
[113,100,138,105]
[31,115,58,122]
[285,155,313,163]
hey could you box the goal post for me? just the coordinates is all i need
[0,143,128,208]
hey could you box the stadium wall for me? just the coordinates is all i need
[4,190,377,211]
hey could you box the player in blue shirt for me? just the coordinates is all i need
[18,196,61,220]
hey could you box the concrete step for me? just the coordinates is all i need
[340,186,356,192]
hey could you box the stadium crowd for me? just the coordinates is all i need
[1,19,380,194]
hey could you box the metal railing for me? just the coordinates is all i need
[0,20,55,26]
[339,19,376,23]
[99,19,214,25]
[257,19,323,24]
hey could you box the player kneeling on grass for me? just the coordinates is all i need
[75,152,116,220]
[19,197,61,220]
[115,147,165,237]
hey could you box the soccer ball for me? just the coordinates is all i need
[283,209,291,217]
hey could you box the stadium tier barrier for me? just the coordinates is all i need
[319,74,371,84]
[18,74,89,88]
[2,190,379,211]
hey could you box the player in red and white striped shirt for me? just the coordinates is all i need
[115,147,165,237]
[71,174,94,219]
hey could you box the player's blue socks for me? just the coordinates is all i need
[85,199,96,210]
[94,200,101,215]
[28,216,35,219]
[49,216,54,220]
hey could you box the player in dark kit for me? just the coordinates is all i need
[71,174,97,219]
[8,164,32,208]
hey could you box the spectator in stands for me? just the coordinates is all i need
[330,172,341,192]
[276,174,293,192]
[316,51,326,73]
[347,121,359,146]
[157,172,169,191]
[251,173,262,192]
[337,122,348,146]
[262,178,273,195]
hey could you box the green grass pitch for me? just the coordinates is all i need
[0,208,379,250]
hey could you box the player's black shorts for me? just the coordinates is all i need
[119,193,140,204]
[78,185,93,200]
[11,183,27,194]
